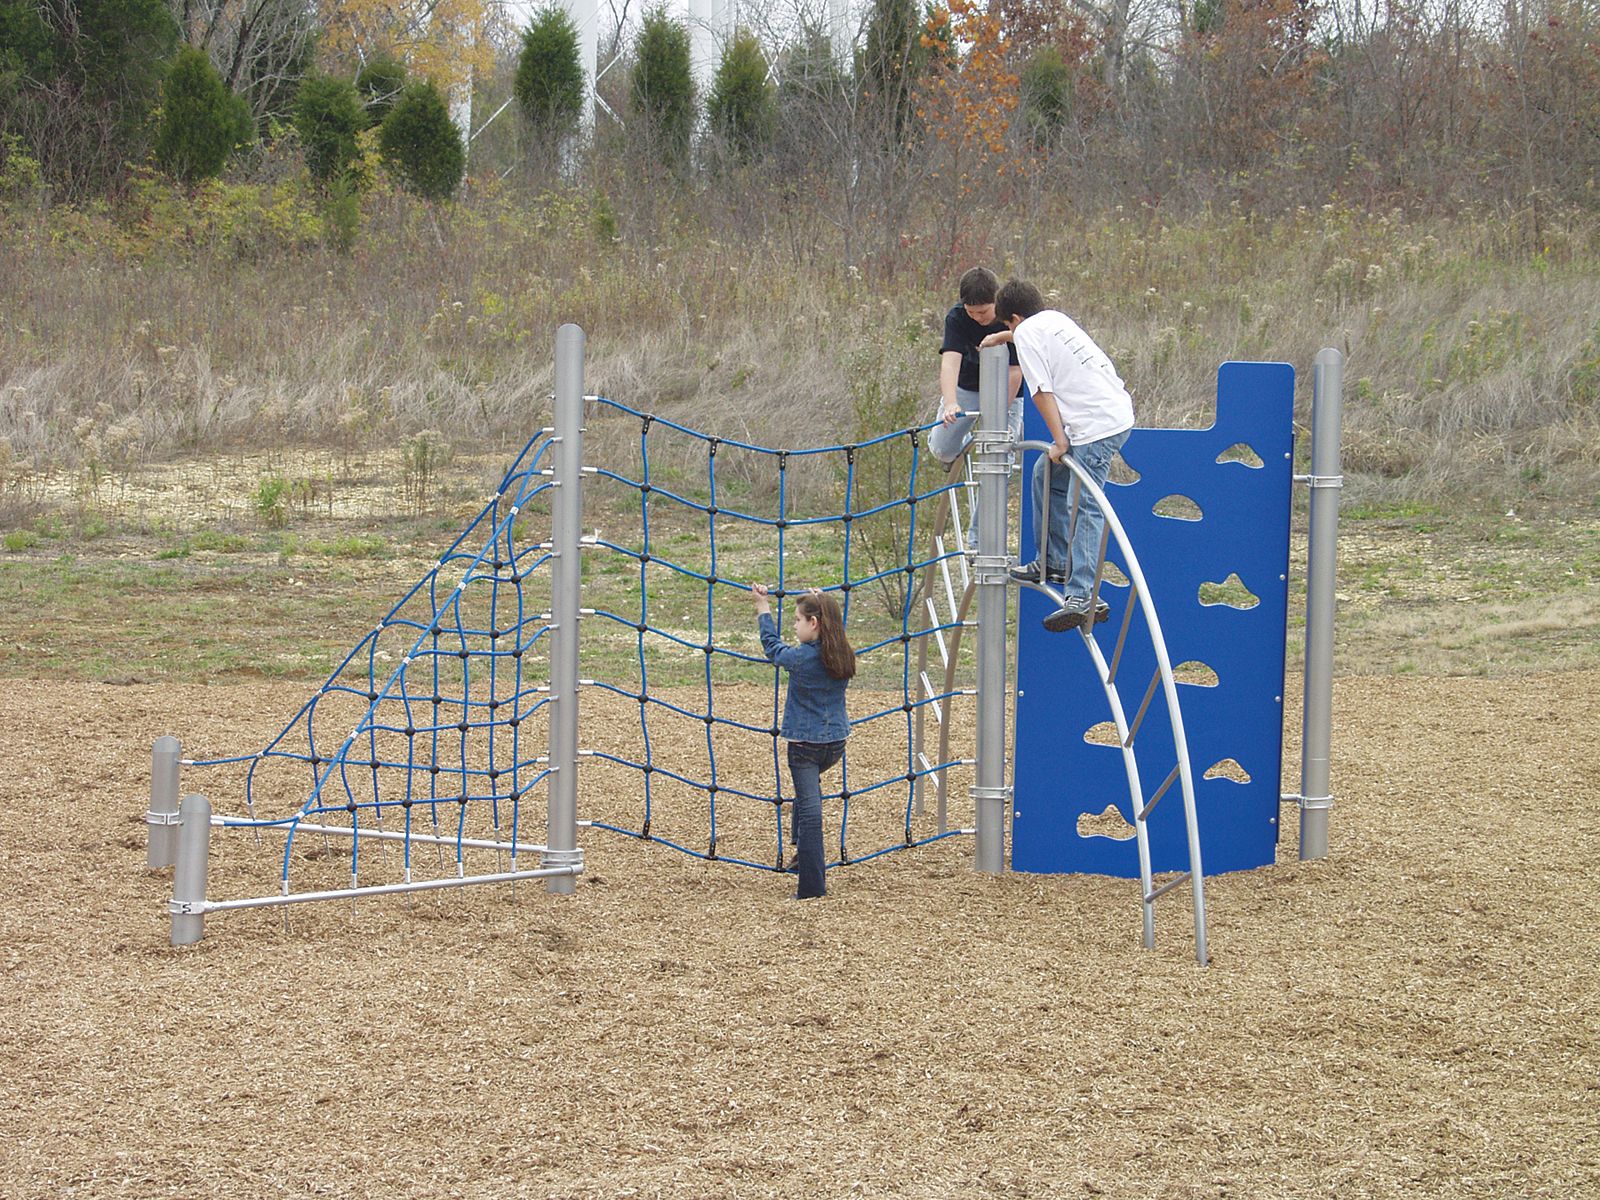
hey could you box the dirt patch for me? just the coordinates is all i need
[2,673,1597,1198]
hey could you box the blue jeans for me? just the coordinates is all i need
[1031,428,1129,598]
[787,739,844,899]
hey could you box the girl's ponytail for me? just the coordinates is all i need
[799,591,856,681]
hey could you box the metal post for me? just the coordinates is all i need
[146,735,181,869]
[1298,348,1343,860]
[972,344,1012,873]
[171,794,212,946]
[544,324,586,893]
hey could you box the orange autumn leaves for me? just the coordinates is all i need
[918,0,1021,195]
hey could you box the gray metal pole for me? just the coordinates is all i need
[146,735,181,869]
[972,344,1012,873]
[171,794,212,946]
[544,324,586,894]
[1298,348,1343,860]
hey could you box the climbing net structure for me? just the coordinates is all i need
[156,326,1230,965]
[576,397,977,872]
[176,397,980,901]
[182,432,568,895]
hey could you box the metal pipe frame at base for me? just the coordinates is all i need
[214,817,548,858]
[169,863,584,916]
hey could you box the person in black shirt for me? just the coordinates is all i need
[930,266,1023,465]
[928,267,1024,549]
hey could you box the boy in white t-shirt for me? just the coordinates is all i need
[981,279,1134,633]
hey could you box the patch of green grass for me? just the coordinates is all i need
[78,512,111,540]
[3,530,40,552]
[302,534,389,559]
[0,558,370,681]
[1343,499,1443,522]
[155,543,190,560]
[191,530,252,553]
[1198,573,1260,608]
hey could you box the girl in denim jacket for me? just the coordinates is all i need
[751,585,855,899]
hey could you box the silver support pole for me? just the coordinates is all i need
[146,735,181,869]
[171,794,212,946]
[971,344,1012,873]
[1298,348,1343,860]
[545,324,586,894]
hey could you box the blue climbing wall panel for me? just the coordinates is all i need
[1011,362,1295,878]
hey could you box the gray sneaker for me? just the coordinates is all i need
[1043,595,1111,633]
[1008,562,1067,586]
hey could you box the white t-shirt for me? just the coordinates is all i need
[1013,310,1134,445]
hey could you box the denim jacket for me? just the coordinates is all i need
[759,612,850,743]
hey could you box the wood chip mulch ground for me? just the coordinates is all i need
[1,672,1596,1199]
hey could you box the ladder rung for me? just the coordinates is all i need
[923,600,952,670]
[1124,668,1162,747]
[941,551,960,614]
[917,672,945,724]
[1105,583,1140,685]
[1137,764,1182,822]
[1145,871,1192,903]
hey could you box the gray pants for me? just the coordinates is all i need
[928,387,1024,466]
[929,387,1024,550]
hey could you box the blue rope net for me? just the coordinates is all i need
[187,432,563,891]
[577,397,976,876]
[187,399,979,893]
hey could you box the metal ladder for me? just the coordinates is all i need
[1013,440,1209,964]
[910,433,1209,962]
[909,457,979,831]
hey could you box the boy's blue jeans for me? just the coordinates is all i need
[787,739,845,899]
[1030,428,1130,598]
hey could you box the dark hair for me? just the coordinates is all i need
[957,266,999,307]
[995,279,1046,324]
[798,591,856,681]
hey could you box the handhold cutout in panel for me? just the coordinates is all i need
[1083,721,1121,747]
[1172,660,1219,687]
[1100,561,1131,588]
[1198,573,1260,609]
[1203,758,1252,783]
[1216,442,1265,468]
[1077,805,1136,841]
[1108,454,1141,485]
[1153,494,1203,521]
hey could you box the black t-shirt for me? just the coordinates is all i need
[940,305,1019,393]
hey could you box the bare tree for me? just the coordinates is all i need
[170,0,317,124]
